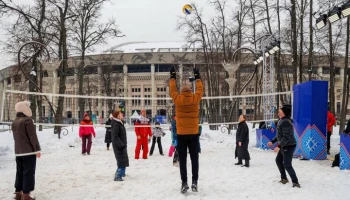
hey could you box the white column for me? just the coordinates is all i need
[151,64,156,117]
[123,65,128,117]
[317,66,323,77]
[340,68,345,85]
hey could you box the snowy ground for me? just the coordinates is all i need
[0,124,349,200]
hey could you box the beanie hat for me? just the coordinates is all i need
[84,112,89,118]
[15,101,32,117]
[181,85,192,93]
[155,122,160,125]
[281,104,292,118]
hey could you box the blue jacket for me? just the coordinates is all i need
[171,120,178,146]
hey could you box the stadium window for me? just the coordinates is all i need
[14,75,21,83]
[335,67,341,75]
[128,65,151,73]
[322,67,330,74]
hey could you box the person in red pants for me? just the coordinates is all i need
[79,113,96,155]
[134,110,152,159]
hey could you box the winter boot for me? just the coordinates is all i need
[241,160,250,167]
[107,147,109,151]
[191,180,198,192]
[279,179,289,184]
[22,193,35,200]
[114,177,123,181]
[293,183,301,188]
[181,182,189,193]
[13,192,21,200]
[235,160,243,165]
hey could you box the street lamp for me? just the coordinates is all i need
[341,1,350,17]
[316,14,328,29]
[316,1,350,29]
[328,7,342,23]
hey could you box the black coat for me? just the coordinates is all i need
[271,117,296,148]
[235,121,250,160]
[111,119,129,167]
[105,118,112,143]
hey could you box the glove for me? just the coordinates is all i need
[193,67,200,79]
[170,66,176,79]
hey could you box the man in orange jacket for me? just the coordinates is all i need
[327,109,336,155]
[134,110,152,159]
[169,66,203,193]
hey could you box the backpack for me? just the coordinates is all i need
[332,153,340,167]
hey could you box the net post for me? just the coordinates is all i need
[1,89,6,122]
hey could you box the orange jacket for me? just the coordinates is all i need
[327,111,336,132]
[169,78,203,135]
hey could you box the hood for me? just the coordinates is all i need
[15,101,32,117]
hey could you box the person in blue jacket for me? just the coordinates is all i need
[171,117,179,166]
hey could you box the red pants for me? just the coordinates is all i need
[82,135,92,154]
[135,136,149,159]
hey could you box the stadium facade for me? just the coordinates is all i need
[0,41,347,123]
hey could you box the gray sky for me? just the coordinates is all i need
[0,0,227,69]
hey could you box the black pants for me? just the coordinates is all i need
[327,132,331,151]
[15,155,37,194]
[178,134,199,183]
[107,143,110,148]
[173,146,179,163]
[150,137,163,155]
[276,145,299,184]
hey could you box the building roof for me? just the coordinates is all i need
[106,41,202,53]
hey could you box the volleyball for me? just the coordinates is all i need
[183,4,193,15]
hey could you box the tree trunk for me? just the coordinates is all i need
[29,56,38,123]
[328,23,335,115]
[54,10,68,139]
[78,52,85,121]
[298,0,304,83]
[339,17,350,134]
[307,0,314,81]
[291,0,298,84]
[38,62,43,131]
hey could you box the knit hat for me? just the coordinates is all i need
[15,101,32,117]
[281,104,292,118]
[181,85,192,93]
[84,112,89,118]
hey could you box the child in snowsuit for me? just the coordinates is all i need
[150,122,166,156]
[134,110,152,159]
[171,118,179,166]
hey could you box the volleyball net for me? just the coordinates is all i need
[0,89,292,129]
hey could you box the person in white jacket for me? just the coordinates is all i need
[149,122,166,156]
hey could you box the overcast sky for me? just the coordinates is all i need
[0,0,231,69]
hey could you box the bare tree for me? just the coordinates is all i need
[47,0,72,138]
[339,17,350,133]
[69,0,123,120]
[291,0,298,84]
[307,0,314,81]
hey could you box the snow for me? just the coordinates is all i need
[0,124,349,200]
